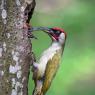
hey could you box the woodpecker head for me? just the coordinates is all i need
[30,27,66,45]
[46,27,66,45]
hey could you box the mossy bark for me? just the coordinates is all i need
[0,0,35,95]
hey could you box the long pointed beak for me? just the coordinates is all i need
[28,27,50,33]
[28,27,51,39]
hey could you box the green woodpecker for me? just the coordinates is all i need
[31,27,67,95]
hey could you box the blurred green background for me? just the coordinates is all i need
[29,0,95,95]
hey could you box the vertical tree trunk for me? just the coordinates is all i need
[0,0,35,95]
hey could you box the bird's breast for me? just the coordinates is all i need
[38,42,61,76]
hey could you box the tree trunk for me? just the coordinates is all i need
[0,0,35,95]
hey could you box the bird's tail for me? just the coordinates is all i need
[32,89,43,95]
[32,81,43,95]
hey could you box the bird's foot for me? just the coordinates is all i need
[32,63,38,71]
[32,63,38,80]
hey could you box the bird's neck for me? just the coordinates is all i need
[51,41,62,48]
[51,41,65,55]
[51,41,60,47]
[49,41,62,52]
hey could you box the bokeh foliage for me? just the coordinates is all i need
[29,0,95,95]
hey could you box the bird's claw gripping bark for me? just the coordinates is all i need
[32,62,38,80]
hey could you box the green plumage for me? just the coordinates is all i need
[41,52,61,95]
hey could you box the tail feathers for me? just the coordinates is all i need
[33,88,42,95]
[32,80,43,95]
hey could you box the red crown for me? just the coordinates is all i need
[52,27,64,32]
[52,27,67,37]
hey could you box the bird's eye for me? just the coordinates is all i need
[55,31,60,35]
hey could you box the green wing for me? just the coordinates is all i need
[41,52,61,95]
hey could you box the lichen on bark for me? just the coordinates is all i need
[0,0,36,95]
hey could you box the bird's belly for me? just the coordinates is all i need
[38,42,61,77]
[38,50,59,77]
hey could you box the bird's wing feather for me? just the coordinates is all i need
[41,51,61,95]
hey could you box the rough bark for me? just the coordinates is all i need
[0,0,35,95]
